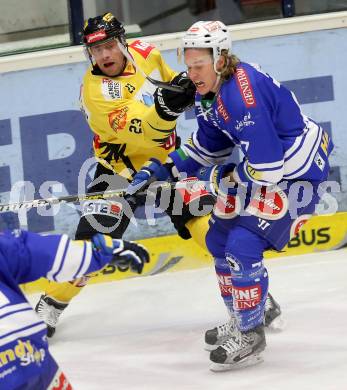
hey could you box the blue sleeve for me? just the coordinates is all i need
[170,108,235,176]
[229,65,286,185]
[233,107,284,186]
[0,230,113,284]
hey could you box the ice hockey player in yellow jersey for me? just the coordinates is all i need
[35,12,197,337]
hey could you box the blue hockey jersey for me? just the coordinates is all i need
[171,62,333,185]
[0,230,114,390]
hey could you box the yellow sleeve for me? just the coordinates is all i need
[147,47,177,83]
[128,39,177,83]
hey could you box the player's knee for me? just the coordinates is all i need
[225,227,267,280]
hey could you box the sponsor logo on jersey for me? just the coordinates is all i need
[235,112,255,132]
[232,285,261,310]
[86,30,107,44]
[246,185,288,220]
[290,214,311,238]
[82,200,123,218]
[101,78,122,100]
[314,151,325,171]
[216,95,230,122]
[257,218,270,230]
[0,339,45,369]
[176,177,210,205]
[130,40,155,59]
[226,253,243,275]
[235,67,256,107]
[214,193,240,219]
[216,272,233,297]
[108,107,128,132]
[195,101,220,127]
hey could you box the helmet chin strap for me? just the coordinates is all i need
[211,74,221,93]
[212,58,222,92]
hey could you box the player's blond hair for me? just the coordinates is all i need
[219,50,240,81]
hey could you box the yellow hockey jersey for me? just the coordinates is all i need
[80,39,177,179]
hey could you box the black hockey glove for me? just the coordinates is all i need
[111,239,150,274]
[154,72,196,121]
[92,234,150,274]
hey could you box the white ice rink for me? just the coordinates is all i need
[29,249,347,390]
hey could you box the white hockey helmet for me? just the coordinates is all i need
[182,21,232,72]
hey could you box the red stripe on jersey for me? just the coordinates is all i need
[235,67,256,108]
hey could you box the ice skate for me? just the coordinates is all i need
[35,295,68,337]
[205,292,282,350]
[264,292,284,331]
[209,325,266,372]
[205,316,238,351]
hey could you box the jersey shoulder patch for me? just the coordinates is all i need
[129,40,155,59]
[235,66,257,108]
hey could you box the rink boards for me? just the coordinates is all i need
[21,211,347,294]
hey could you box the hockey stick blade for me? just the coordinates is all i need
[118,42,185,93]
[147,77,185,93]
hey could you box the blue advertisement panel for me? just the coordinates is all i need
[0,28,346,236]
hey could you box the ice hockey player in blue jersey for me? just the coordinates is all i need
[0,229,149,389]
[126,21,333,371]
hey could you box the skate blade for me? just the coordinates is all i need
[267,315,286,332]
[209,354,264,372]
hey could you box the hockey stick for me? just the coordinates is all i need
[0,178,208,214]
[0,189,127,213]
[0,182,175,213]
[118,42,185,93]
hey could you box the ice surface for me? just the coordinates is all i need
[28,249,347,390]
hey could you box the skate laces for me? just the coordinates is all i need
[37,299,64,328]
[221,330,253,354]
[217,318,237,337]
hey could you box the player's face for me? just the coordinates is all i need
[89,39,125,77]
[184,49,218,95]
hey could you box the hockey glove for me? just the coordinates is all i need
[154,72,196,121]
[111,240,150,273]
[92,234,150,274]
[196,163,236,197]
[126,158,174,196]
